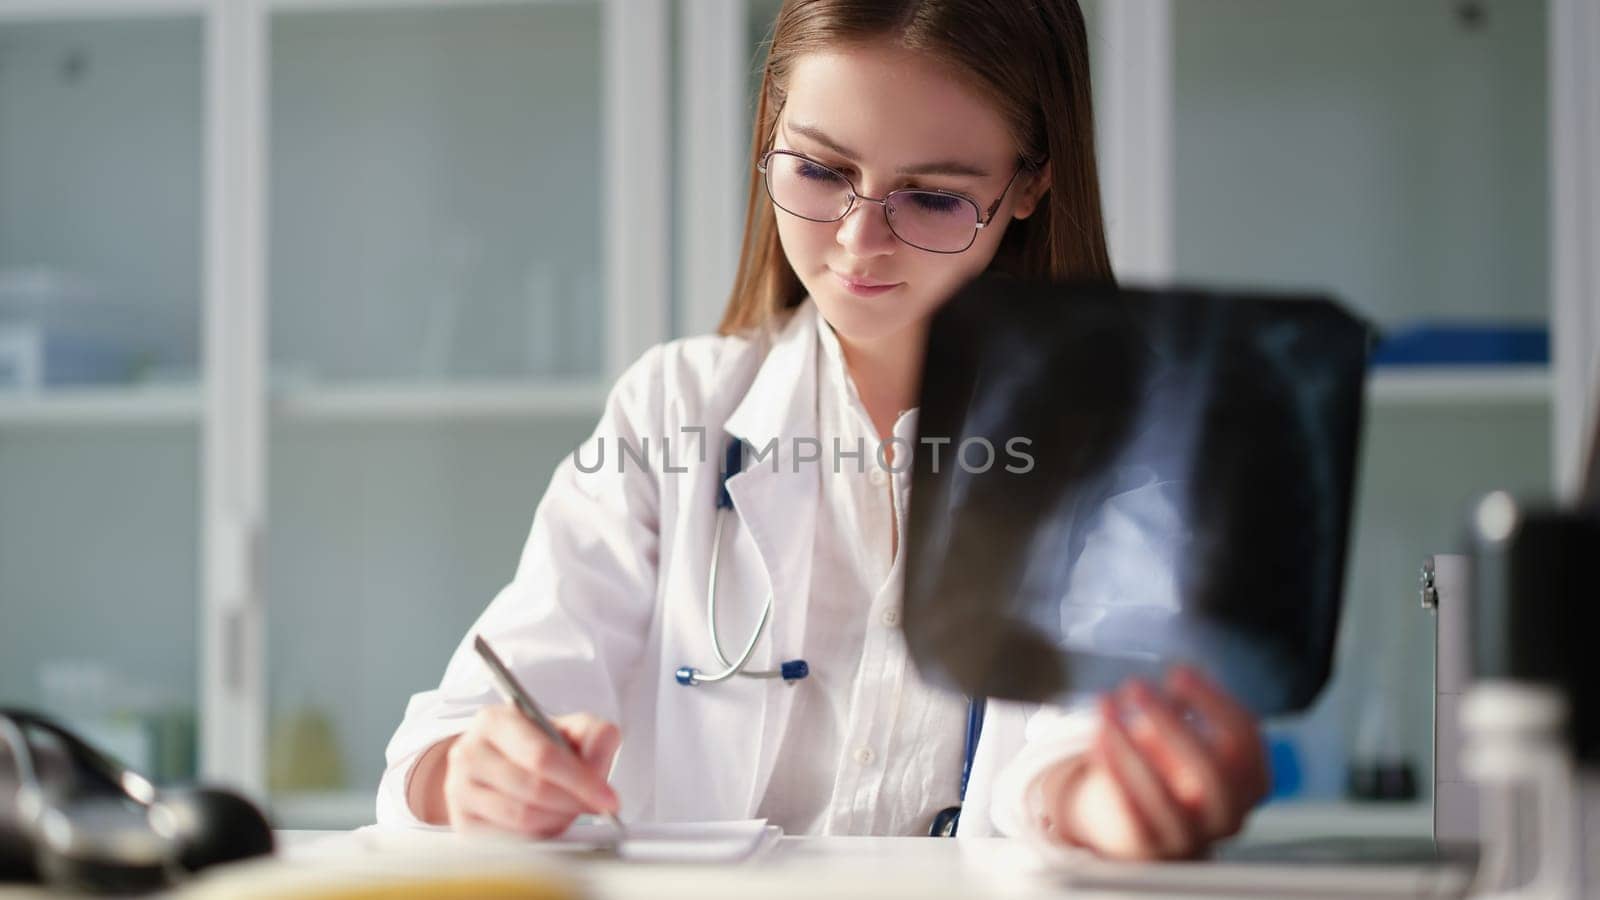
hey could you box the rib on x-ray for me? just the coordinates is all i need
[901,275,1371,716]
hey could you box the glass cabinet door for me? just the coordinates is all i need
[262,1,616,827]
[267,3,608,387]
[0,12,206,785]
[1169,0,1550,805]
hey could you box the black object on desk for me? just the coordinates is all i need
[0,708,274,893]
[901,275,1372,717]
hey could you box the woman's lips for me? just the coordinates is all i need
[832,269,903,298]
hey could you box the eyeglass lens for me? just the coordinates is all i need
[763,152,981,253]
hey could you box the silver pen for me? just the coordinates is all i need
[473,634,628,837]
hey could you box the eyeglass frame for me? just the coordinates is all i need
[756,146,1043,255]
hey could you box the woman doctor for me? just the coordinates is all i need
[378,0,1269,861]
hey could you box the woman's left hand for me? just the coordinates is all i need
[1033,664,1271,861]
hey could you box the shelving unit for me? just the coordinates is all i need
[0,368,1553,429]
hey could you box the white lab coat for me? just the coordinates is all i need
[377,297,1100,838]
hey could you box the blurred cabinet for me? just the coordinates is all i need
[0,0,1565,832]
[0,12,206,785]
[0,0,668,829]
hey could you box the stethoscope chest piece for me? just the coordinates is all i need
[676,659,808,686]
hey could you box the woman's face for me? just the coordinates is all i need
[772,40,1050,350]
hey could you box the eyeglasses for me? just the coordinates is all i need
[757,148,1033,254]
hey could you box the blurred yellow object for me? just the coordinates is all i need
[177,839,582,900]
[197,876,574,900]
[182,869,579,900]
[268,704,346,792]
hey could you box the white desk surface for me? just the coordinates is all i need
[266,831,1150,900]
[258,829,1466,900]
[0,827,1464,899]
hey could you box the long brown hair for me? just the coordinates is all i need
[718,0,1114,336]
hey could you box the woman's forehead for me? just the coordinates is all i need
[781,46,1016,172]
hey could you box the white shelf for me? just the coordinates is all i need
[0,384,201,426]
[273,379,609,424]
[0,370,1547,428]
[0,380,609,428]
[1367,366,1551,407]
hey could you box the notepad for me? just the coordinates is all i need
[341,818,779,864]
[554,818,779,862]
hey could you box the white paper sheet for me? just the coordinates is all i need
[337,818,779,864]
[553,818,779,863]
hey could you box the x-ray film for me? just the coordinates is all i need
[902,276,1371,716]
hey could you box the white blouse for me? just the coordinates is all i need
[752,312,971,835]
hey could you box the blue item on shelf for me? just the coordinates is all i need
[1265,733,1304,800]
[41,332,134,385]
[1371,322,1548,367]
[0,324,133,389]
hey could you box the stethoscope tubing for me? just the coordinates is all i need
[682,508,788,684]
[675,438,982,830]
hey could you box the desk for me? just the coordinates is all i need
[267,830,1467,900]
[0,829,1469,899]
[268,832,1139,900]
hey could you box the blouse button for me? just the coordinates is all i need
[854,746,876,766]
[881,608,900,628]
[868,468,888,487]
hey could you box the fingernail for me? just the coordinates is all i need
[1122,700,1152,734]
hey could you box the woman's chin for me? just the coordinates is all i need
[813,294,919,343]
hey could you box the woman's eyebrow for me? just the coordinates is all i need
[786,121,992,178]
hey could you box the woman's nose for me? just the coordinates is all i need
[834,199,897,257]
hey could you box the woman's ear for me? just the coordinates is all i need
[1012,161,1052,221]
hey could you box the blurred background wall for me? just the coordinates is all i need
[0,0,1576,835]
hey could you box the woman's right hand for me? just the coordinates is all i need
[415,706,622,838]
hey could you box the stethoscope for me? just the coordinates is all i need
[674,438,811,687]
[674,438,985,835]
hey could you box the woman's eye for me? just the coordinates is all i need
[796,161,839,181]
[905,192,965,215]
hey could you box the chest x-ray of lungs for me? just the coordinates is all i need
[901,275,1372,717]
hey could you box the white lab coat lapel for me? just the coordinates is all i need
[720,301,821,816]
